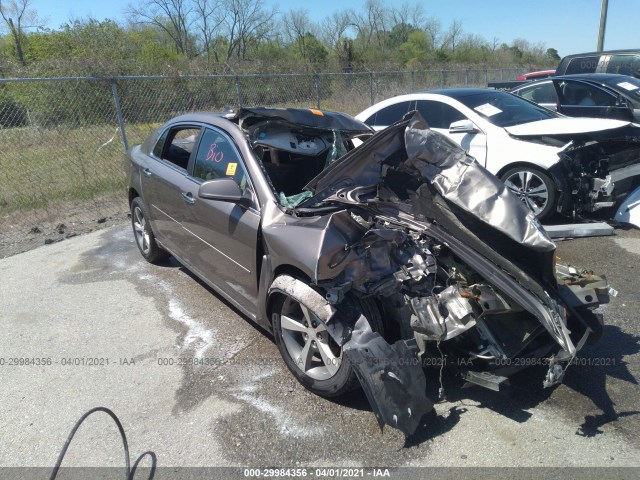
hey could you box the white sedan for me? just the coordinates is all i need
[356,89,637,220]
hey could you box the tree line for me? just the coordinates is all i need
[0,0,560,76]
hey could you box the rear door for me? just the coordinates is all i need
[142,124,202,258]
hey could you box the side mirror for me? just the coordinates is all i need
[449,119,478,134]
[198,177,252,207]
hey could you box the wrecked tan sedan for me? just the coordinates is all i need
[126,108,613,435]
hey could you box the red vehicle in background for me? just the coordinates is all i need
[516,69,556,80]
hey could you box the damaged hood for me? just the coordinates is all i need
[504,117,630,137]
[236,107,373,135]
[302,112,555,253]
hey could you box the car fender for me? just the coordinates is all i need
[488,134,564,175]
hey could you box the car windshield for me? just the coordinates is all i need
[603,76,640,99]
[456,91,558,127]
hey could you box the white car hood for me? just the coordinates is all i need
[504,117,630,137]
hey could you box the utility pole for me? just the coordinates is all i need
[597,0,608,52]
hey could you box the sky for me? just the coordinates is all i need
[32,0,639,57]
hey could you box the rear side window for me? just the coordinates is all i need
[152,130,168,157]
[565,56,600,74]
[560,81,617,107]
[365,101,415,127]
[158,127,201,171]
[192,128,248,190]
[607,54,640,75]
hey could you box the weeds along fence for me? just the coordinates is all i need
[0,67,522,257]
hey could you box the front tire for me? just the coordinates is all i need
[130,197,169,264]
[271,280,381,397]
[500,166,557,220]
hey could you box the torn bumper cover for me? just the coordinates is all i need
[269,275,432,435]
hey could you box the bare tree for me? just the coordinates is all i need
[391,1,424,29]
[319,9,352,49]
[389,2,424,46]
[353,0,389,49]
[193,0,225,64]
[423,17,441,49]
[128,0,194,56]
[491,36,500,52]
[0,0,43,65]
[222,0,277,60]
[282,8,314,58]
[443,19,463,51]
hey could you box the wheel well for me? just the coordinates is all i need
[265,265,312,325]
[128,188,139,206]
[264,266,386,338]
[496,162,547,179]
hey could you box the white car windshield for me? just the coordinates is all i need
[456,91,559,127]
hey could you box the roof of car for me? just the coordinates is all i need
[551,73,632,82]
[416,88,501,98]
[560,49,640,59]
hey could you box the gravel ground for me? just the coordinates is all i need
[0,224,639,478]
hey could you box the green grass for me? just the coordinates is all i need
[0,122,160,215]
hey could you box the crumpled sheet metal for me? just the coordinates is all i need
[268,275,432,435]
[404,113,556,253]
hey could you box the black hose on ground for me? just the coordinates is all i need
[49,406,156,480]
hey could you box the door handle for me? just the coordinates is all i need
[181,192,196,205]
[142,168,152,177]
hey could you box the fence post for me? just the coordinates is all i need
[465,68,470,87]
[111,78,128,152]
[235,75,242,107]
[369,71,374,105]
[440,69,445,88]
[314,73,321,109]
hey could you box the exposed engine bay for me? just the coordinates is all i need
[234,109,614,435]
[537,129,640,217]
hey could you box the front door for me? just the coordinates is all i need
[183,126,261,312]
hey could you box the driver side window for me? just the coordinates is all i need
[415,100,466,129]
[192,128,249,191]
[561,82,616,107]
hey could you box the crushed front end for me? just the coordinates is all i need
[552,128,640,216]
[262,112,613,435]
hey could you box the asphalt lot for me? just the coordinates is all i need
[1,222,639,474]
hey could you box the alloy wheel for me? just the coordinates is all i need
[503,170,550,216]
[132,205,151,256]
[279,296,342,380]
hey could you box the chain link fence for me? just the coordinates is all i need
[0,67,523,257]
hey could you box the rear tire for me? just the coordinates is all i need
[130,197,169,264]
